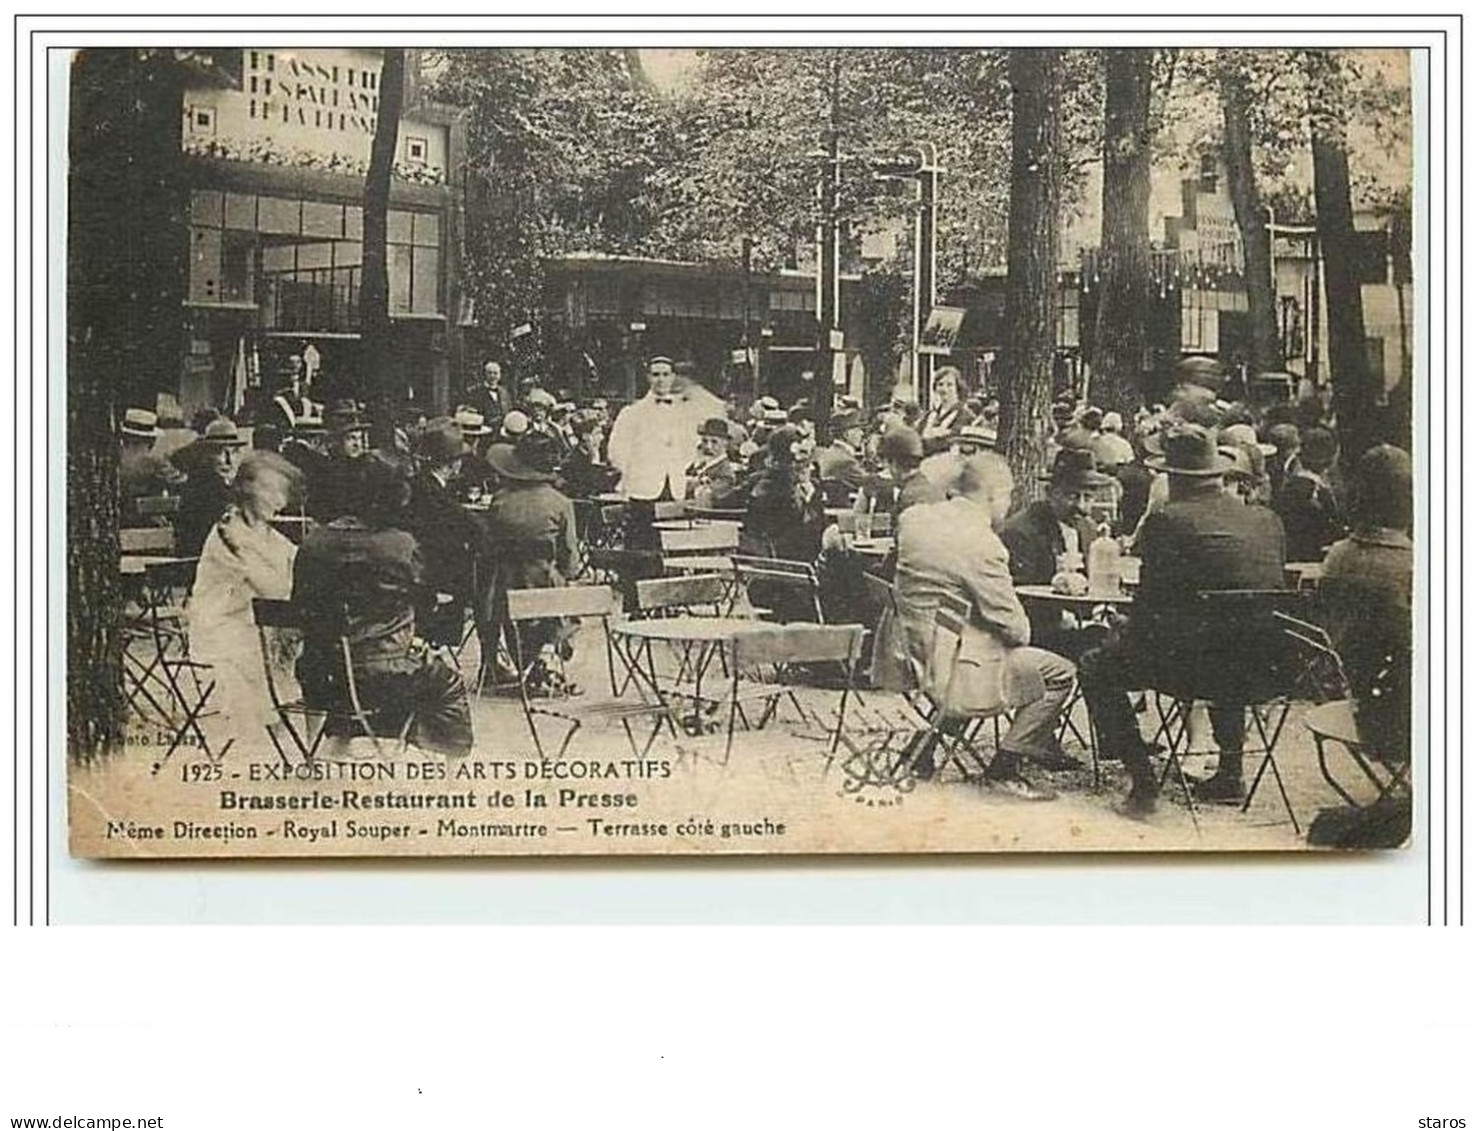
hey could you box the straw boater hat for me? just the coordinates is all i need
[121,408,159,439]
[200,418,247,447]
[500,409,530,438]
[486,431,560,483]
[453,408,493,438]
[1039,446,1113,487]
[1219,422,1277,458]
[1144,424,1236,477]
[416,417,471,464]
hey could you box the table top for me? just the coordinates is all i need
[120,554,195,576]
[1015,584,1134,607]
[611,615,771,643]
[594,492,628,504]
[663,555,735,574]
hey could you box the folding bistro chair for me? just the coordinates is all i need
[505,585,671,760]
[909,593,1011,781]
[120,526,176,556]
[625,573,734,697]
[1148,589,1310,832]
[251,599,417,765]
[133,494,182,522]
[139,558,224,772]
[731,554,825,623]
[722,623,865,771]
[659,523,741,558]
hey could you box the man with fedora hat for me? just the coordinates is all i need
[175,417,248,556]
[406,418,479,648]
[480,431,581,694]
[855,425,945,522]
[813,408,869,497]
[304,399,371,522]
[684,417,740,508]
[1077,423,1288,816]
[999,447,1114,666]
[293,454,473,759]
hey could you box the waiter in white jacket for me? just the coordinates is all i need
[607,356,727,500]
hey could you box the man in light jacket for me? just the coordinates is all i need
[607,356,726,500]
[891,452,1075,796]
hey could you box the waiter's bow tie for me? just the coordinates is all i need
[654,396,676,405]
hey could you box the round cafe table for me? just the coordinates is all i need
[610,616,772,730]
[1014,584,1133,610]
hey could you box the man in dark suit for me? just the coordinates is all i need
[292,455,473,759]
[999,447,1111,659]
[405,418,479,648]
[683,417,740,508]
[1078,425,1287,816]
[813,408,869,500]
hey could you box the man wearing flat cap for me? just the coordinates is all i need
[1078,424,1287,817]
[607,356,727,500]
[684,417,740,509]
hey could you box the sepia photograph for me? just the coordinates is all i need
[64,41,1420,859]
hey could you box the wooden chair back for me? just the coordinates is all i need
[120,527,175,555]
[731,623,863,670]
[660,524,740,555]
[506,584,619,623]
[635,574,729,616]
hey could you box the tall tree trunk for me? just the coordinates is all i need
[999,49,1063,506]
[1089,48,1154,414]
[362,48,407,450]
[67,49,188,762]
[1221,67,1280,373]
[1308,51,1378,463]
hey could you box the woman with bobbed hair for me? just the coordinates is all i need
[187,451,305,753]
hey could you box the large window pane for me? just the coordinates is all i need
[411,246,440,313]
[190,190,223,228]
[297,241,334,271]
[260,243,296,274]
[258,196,301,235]
[344,205,363,240]
[301,200,343,238]
[389,244,412,312]
[387,210,413,245]
[412,212,439,248]
[334,240,363,269]
[224,193,257,230]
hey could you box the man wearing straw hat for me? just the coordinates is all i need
[175,417,248,556]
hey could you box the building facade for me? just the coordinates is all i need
[177,48,466,416]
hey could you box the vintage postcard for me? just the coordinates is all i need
[65,41,1419,858]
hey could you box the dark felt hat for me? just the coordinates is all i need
[416,417,471,463]
[1039,446,1113,487]
[877,425,924,463]
[486,430,561,482]
[1144,424,1236,477]
[698,416,731,440]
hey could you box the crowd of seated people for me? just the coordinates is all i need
[115,349,1409,818]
